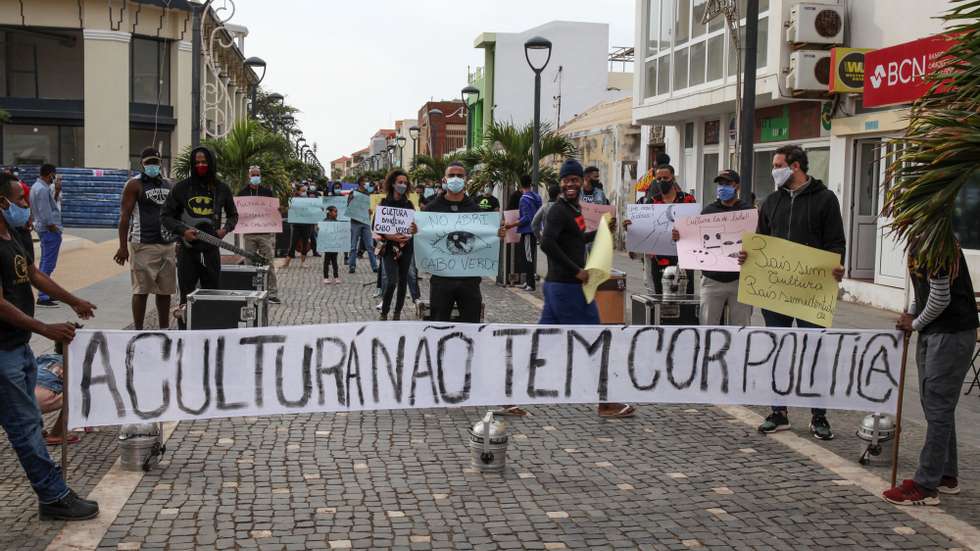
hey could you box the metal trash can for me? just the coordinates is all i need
[595,269,626,324]
[118,423,165,472]
[468,411,509,472]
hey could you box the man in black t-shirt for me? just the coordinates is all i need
[0,176,100,521]
[476,185,500,212]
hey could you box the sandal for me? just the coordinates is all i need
[45,433,80,445]
[496,405,529,417]
[598,404,636,418]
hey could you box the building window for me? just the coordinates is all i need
[2,123,83,167]
[675,0,690,46]
[953,178,980,250]
[684,122,694,148]
[702,152,719,201]
[704,120,720,145]
[0,28,83,99]
[690,41,706,86]
[673,47,688,91]
[129,128,172,172]
[131,36,171,105]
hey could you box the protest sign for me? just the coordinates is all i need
[737,233,841,327]
[502,210,520,244]
[583,213,613,303]
[233,196,282,234]
[67,322,903,429]
[322,196,349,221]
[287,197,325,224]
[414,211,500,277]
[346,193,371,224]
[373,206,415,235]
[676,209,758,271]
[625,203,701,256]
[581,203,615,232]
[316,221,350,253]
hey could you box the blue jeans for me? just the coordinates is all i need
[539,281,599,325]
[348,221,377,272]
[761,309,827,417]
[0,345,69,503]
[37,230,62,302]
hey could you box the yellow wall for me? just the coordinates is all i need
[172,40,194,158]
[83,30,130,169]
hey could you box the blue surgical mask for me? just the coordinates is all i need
[250,176,261,185]
[716,184,737,201]
[366,184,375,193]
[1,201,31,228]
[143,164,161,178]
[423,188,435,198]
[446,177,465,194]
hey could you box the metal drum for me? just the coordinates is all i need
[118,423,166,472]
[856,413,895,465]
[468,411,509,472]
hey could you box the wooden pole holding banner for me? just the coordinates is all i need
[60,339,69,482]
[890,331,911,488]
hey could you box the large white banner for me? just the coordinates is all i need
[67,323,903,428]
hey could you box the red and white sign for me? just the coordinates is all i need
[863,34,956,107]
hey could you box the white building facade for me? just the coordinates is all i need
[632,0,976,311]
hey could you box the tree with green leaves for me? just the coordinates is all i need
[0,108,9,124]
[883,0,980,274]
[410,150,481,183]
[476,121,576,193]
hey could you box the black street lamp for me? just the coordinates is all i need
[386,144,395,170]
[524,36,552,192]
[244,56,267,118]
[396,135,407,167]
[427,108,443,158]
[461,85,480,150]
[295,137,306,156]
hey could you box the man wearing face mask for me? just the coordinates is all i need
[347,175,379,274]
[236,166,280,304]
[113,148,176,330]
[477,184,500,212]
[161,146,238,322]
[738,144,845,440]
[581,166,608,205]
[29,164,63,308]
[632,165,696,294]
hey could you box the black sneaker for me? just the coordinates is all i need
[267,297,281,305]
[39,489,99,521]
[809,415,835,440]
[348,267,356,274]
[758,411,791,433]
[36,299,60,308]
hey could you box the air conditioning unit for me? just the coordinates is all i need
[786,3,845,45]
[785,50,832,92]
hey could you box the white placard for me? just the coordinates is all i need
[625,203,701,256]
[373,206,414,235]
[67,323,903,428]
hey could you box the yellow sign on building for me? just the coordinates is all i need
[830,48,873,93]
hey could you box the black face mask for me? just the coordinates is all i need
[658,179,674,194]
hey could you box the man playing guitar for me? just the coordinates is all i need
[161,146,238,327]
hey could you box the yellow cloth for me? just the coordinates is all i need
[582,214,613,304]
[736,232,841,327]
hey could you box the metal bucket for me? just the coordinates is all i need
[468,411,509,472]
[118,423,166,471]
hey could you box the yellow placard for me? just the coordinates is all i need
[582,214,613,304]
[737,233,840,327]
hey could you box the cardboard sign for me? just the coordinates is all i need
[373,206,415,235]
[67,323,903,428]
[503,210,521,244]
[233,196,283,234]
[287,197,325,224]
[581,203,615,232]
[675,209,758,272]
[737,233,841,327]
[583,214,613,303]
[414,211,501,277]
[625,203,701,256]
[316,220,350,253]
[346,193,371,225]
[322,196,350,221]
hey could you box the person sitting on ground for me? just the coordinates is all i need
[33,343,77,445]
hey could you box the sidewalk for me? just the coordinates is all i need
[2,248,978,550]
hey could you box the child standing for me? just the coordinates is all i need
[322,206,341,284]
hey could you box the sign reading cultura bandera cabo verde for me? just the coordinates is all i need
[69,323,903,428]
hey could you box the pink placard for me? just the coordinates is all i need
[233,196,283,234]
[503,210,521,244]
[675,209,758,272]
[581,203,615,231]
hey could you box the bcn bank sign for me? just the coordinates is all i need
[863,34,956,108]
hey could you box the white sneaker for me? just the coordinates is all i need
[323,278,330,284]
[333,278,341,284]
[375,302,383,311]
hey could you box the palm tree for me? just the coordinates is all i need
[883,0,980,274]
[476,121,576,193]
[0,108,9,124]
[410,150,481,183]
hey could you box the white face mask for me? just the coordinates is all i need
[772,166,793,189]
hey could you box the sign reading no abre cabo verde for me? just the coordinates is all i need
[413,211,501,278]
[737,233,841,327]
[67,322,903,429]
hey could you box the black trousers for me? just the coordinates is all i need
[322,253,339,278]
[381,249,412,316]
[519,233,537,289]
[176,245,221,305]
[430,276,482,323]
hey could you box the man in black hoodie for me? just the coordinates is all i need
[161,147,238,319]
[739,144,845,440]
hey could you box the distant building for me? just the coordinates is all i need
[416,100,465,158]
[395,118,418,169]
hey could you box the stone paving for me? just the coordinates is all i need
[0,252,975,550]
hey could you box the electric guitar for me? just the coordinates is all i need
[181,221,268,265]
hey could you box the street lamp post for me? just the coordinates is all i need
[386,144,395,171]
[295,137,306,156]
[524,36,552,193]
[461,85,480,150]
[244,56,267,118]
[396,136,407,167]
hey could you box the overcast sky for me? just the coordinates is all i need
[232,0,634,165]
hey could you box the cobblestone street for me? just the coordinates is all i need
[2,256,975,551]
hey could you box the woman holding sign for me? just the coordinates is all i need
[377,169,416,321]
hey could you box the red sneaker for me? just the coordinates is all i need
[883,479,940,506]
[938,476,960,495]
